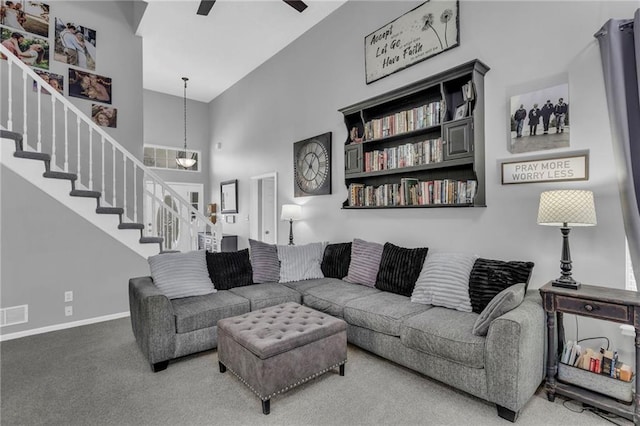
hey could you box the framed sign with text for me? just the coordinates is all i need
[365,1,459,84]
[501,152,589,185]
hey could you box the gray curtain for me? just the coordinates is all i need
[595,10,640,285]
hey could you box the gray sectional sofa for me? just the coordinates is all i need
[129,246,545,422]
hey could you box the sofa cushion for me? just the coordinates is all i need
[281,277,341,296]
[344,238,384,287]
[473,283,526,336]
[469,258,534,314]
[400,307,485,369]
[277,242,324,283]
[249,239,280,284]
[321,242,352,279]
[303,280,381,318]
[171,290,250,334]
[148,250,216,299]
[344,292,431,337]
[375,243,428,297]
[206,249,253,290]
[411,252,477,312]
[228,283,301,311]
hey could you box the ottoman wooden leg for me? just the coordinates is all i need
[219,362,226,373]
[262,399,270,415]
[340,364,345,376]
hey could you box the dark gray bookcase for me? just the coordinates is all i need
[339,59,489,209]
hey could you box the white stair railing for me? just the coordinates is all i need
[0,44,220,253]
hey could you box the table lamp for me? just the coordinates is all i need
[537,190,597,289]
[281,204,302,245]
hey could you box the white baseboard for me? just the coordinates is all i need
[0,311,130,342]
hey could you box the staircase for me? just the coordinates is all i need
[0,44,219,256]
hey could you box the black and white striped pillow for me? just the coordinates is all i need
[344,238,384,287]
[249,239,280,283]
[148,250,216,299]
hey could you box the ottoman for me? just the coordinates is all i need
[217,302,347,414]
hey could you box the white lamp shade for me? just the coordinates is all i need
[537,190,597,226]
[281,204,302,221]
[176,157,196,168]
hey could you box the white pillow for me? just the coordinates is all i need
[411,252,478,312]
[148,250,216,299]
[277,242,325,283]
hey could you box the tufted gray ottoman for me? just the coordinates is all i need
[217,302,347,414]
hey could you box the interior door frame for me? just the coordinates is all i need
[249,172,278,244]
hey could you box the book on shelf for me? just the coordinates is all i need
[363,101,442,141]
[363,138,443,173]
[559,342,633,382]
[347,179,477,207]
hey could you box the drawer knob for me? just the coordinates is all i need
[584,304,594,312]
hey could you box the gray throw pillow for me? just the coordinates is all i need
[148,250,216,299]
[278,242,325,283]
[344,238,384,287]
[472,283,526,336]
[249,239,280,283]
[411,252,477,312]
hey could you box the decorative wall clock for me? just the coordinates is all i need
[293,132,331,197]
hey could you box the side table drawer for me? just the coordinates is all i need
[556,296,630,322]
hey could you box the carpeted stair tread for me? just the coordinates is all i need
[70,189,101,198]
[43,171,77,181]
[118,223,144,230]
[160,250,180,254]
[140,237,163,244]
[96,207,123,215]
[14,151,50,162]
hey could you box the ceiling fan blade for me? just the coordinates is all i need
[283,0,307,13]
[197,0,216,16]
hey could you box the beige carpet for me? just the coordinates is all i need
[0,317,631,425]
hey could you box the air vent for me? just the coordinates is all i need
[0,305,28,327]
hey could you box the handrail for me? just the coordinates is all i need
[1,44,218,251]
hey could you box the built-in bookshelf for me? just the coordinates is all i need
[339,59,489,209]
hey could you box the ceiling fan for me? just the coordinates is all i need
[197,1,307,16]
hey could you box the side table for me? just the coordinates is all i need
[539,282,640,423]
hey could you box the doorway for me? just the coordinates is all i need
[250,172,277,244]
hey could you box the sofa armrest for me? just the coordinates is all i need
[129,276,176,366]
[485,291,546,413]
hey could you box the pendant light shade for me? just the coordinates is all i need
[176,77,197,169]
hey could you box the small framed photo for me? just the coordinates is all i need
[220,179,238,214]
[454,103,468,120]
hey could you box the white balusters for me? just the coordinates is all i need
[112,146,116,206]
[36,82,41,152]
[101,136,105,199]
[22,71,27,148]
[76,117,81,184]
[133,165,137,222]
[123,157,127,219]
[152,180,157,238]
[88,131,93,190]
[7,57,13,131]
[64,105,69,172]
[51,96,56,166]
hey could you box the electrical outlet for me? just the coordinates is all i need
[64,291,73,302]
[65,306,73,316]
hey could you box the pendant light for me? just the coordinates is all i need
[176,77,197,169]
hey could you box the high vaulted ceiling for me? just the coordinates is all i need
[137,0,347,103]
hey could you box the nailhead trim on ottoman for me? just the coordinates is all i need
[217,302,347,414]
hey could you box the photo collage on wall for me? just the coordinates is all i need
[1,2,118,128]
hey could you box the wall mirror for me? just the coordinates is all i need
[220,179,238,214]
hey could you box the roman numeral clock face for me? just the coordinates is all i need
[293,133,331,197]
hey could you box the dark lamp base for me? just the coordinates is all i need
[552,278,581,290]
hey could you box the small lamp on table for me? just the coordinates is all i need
[537,189,597,290]
[281,204,302,246]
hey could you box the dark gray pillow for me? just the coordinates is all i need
[472,283,526,336]
[321,242,352,279]
[249,239,280,283]
[206,249,253,290]
[148,250,215,299]
[375,243,428,297]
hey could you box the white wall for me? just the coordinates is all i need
[1,1,148,334]
[209,2,636,358]
[143,89,212,206]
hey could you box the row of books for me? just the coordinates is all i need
[561,341,633,382]
[363,138,444,172]
[363,101,442,141]
[348,179,477,207]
